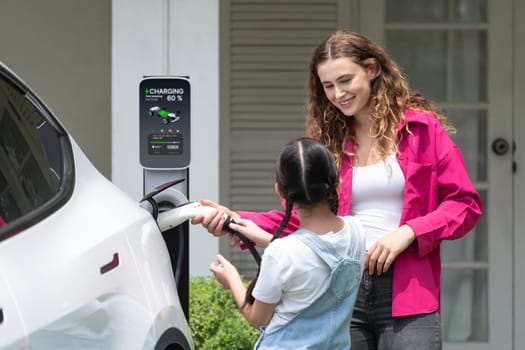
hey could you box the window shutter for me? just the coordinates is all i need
[220,0,353,278]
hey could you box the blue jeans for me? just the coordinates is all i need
[350,269,442,350]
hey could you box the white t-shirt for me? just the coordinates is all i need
[351,153,405,249]
[252,216,365,334]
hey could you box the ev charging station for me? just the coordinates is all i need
[139,76,191,318]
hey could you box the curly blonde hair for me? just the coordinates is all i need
[305,30,454,168]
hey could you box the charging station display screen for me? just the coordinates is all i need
[148,133,183,155]
[139,77,190,169]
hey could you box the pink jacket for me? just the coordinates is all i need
[238,109,482,317]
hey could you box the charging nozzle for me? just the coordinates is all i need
[222,216,261,266]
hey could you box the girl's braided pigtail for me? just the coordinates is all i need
[244,196,294,305]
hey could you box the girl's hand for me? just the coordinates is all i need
[210,254,276,329]
[209,254,241,290]
[227,218,273,248]
[365,224,416,275]
[191,199,238,238]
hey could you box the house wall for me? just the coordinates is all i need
[112,0,220,276]
[0,0,111,178]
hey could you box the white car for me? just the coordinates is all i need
[0,62,194,349]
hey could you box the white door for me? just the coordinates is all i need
[361,0,514,348]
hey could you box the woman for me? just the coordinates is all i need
[193,30,482,349]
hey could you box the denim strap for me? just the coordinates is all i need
[293,229,341,269]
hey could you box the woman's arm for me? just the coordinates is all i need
[237,199,301,237]
[404,121,483,257]
[192,199,301,245]
[367,118,483,272]
[406,145,483,256]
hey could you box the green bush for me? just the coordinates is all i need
[189,276,260,350]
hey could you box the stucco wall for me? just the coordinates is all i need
[0,0,111,178]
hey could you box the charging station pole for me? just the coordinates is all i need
[139,76,191,318]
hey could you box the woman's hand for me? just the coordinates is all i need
[365,224,416,275]
[227,218,273,248]
[209,254,241,290]
[191,199,239,238]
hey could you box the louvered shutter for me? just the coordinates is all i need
[220,0,354,278]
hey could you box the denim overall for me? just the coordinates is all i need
[254,224,364,350]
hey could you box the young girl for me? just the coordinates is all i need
[209,137,365,349]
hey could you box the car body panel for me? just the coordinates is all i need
[0,62,193,349]
[0,272,26,349]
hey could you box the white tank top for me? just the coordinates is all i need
[350,153,405,249]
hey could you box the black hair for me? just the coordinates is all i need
[244,137,340,304]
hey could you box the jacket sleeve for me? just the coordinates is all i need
[236,207,300,237]
[403,127,483,257]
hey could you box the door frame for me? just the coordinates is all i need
[513,0,525,347]
[359,0,515,348]
[486,1,513,348]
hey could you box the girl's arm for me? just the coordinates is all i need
[210,254,277,328]
[192,199,301,247]
[227,218,273,248]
